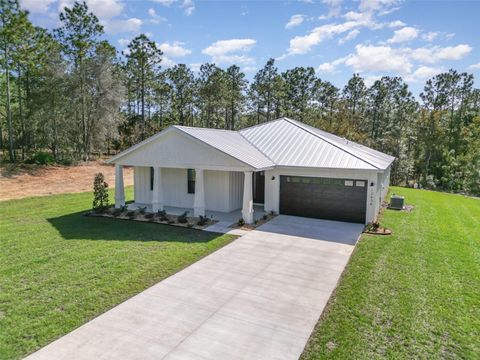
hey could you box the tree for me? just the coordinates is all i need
[124,34,162,139]
[196,63,226,128]
[166,64,195,126]
[224,65,246,129]
[55,0,104,159]
[282,66,316,122]
[250,58,278,123]
[0,0,28,161]
[92,172,109,211]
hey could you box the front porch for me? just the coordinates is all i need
[114,164,264,224]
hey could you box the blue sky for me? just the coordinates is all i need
[20,0,480,94]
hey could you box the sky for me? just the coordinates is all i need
[19,0,480,95]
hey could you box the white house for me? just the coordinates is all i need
[107,118,394,224]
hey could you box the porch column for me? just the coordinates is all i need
[193,169,205,217]
[114,164,125,208]
[242,171,254,224]
[151,167,164,212]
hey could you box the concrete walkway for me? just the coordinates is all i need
[26,216,363,360]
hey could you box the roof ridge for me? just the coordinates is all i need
[173,125,237,133]
[238,117,287,133]
[238,130,276,166]
[284,118,381,170]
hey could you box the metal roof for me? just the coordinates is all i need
[109,118,394,171]
[239,118,394,170]
[174,126,275,170]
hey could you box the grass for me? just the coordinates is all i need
[0,188,236,359]
[301,187,480,359]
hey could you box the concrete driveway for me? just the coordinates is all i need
[26,216,363,360]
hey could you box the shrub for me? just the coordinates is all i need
[145,213,155,219]
[238,218,245,226]
[126,211,136,218]
[137,206,147,215]
[92,173,109,212]
[262,214,268,220]
[25,151,55,165]
[177,211,189,224]
[197,215,209,226]
[365,221,380,232]
[156,210,168,221]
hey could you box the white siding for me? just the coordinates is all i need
[264,167,380,224]
[134,166,151,204]
[205,171,230,212]
[228,172,244,211]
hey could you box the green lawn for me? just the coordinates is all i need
[0,188,236,359]
[301,187,480,359]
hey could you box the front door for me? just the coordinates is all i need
[253,171,265,204]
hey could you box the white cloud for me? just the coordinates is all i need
[190,63,202,72]
[118,38,131,48]
[321,0,343,18]
[388,26,419,43]
[104,18,143,34]
[364,75,381,87]
[286,14,306,29]
[283,21,359,56]
[339,29,359,44]
[202,39,256,56]
[202,39,256,65]
[182,0,195,16]
[242,66,257,73]
[422,31,438,42]
[469,62,480,70]
[158,41,192,57]
[317,62,336,73]
[410,44,472,63]
[148,8,167,24]
[344,44,412,74]
[19,0,55,14]
[281,0,402,58]
[409,66,443,80]
[388,20,405,28]
[153,0,176,6]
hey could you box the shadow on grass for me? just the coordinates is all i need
[48,210,222,243]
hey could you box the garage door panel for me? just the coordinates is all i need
[280,175,367,223]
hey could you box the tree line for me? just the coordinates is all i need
[1,0,479,195]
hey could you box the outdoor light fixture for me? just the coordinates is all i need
[370,182,375,186]
[271,176,275,180]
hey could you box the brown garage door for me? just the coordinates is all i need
[280,176,367,223]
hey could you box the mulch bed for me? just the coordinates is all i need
[230,212,277,231]
[363,228,392,235]
[86,207,217,230]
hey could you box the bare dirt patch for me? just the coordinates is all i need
[0,161,133,201]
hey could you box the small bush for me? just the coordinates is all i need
[145,213,155,219]
[262,214,268,220]
[177,211,189,224]
[25,151,55,165]
[365,221,380,232]
[126,211,136,218]
[238,218,245,226]
[156,210,168,221]
[92,173,109,212]
[137,206,147,215]
[197,215,209,226]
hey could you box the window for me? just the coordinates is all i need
[187,169,195,194]
[150,167,154,191]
